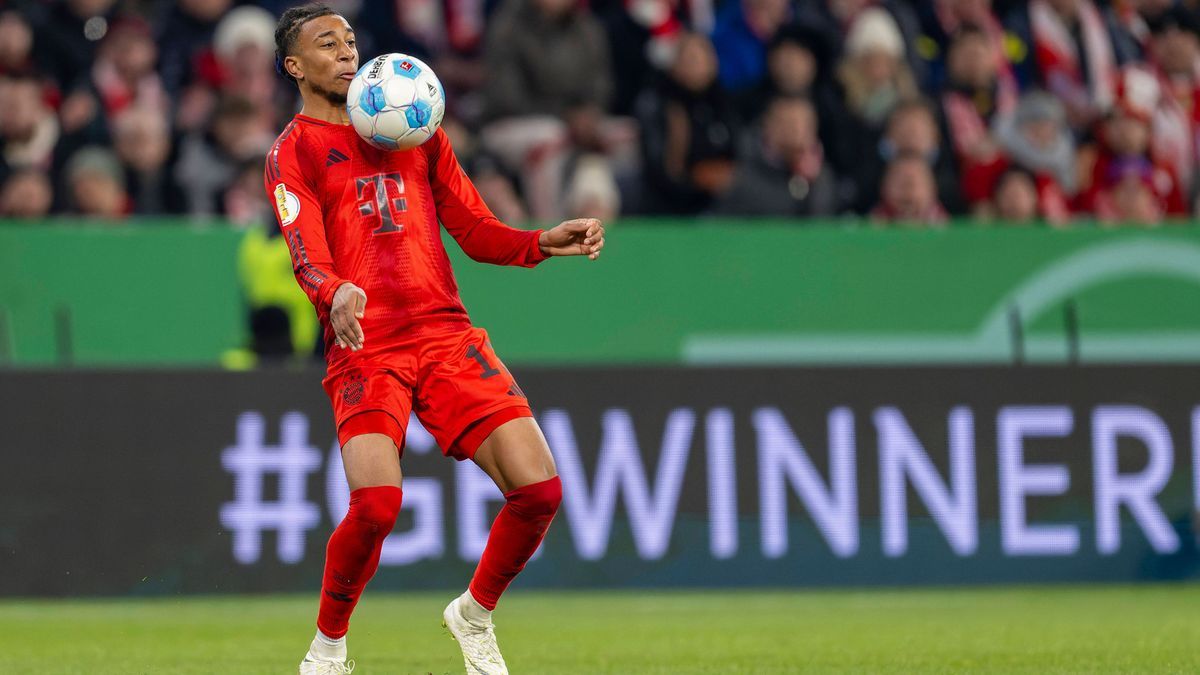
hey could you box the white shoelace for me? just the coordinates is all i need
[311,658,355,674]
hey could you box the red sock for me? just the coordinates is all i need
[317,485,403,639]
[469,476,562,610]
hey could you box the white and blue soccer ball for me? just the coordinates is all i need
[347,53,446,151]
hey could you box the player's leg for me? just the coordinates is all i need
[303,427,403,673]
[418,331,561,609]
[438,418,561,675]
[318,428,404,638]
[415,327,561,674]
[304,364,413,673]
[466,417,560,609]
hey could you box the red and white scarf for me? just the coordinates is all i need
[1152,68,1200,195]
[937,0,1018,158]
[1148,47,1200,195]
[943,92,991,158]
[1115,62,1200,196]
[1030,0,1117,113]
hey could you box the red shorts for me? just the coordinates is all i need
[321,325,532,461]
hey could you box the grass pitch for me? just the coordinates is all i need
[1,585,1197,674]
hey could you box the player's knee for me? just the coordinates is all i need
[347,485,403,532]
[508,475,561,518]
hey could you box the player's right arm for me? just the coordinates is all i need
[264,130,366,350]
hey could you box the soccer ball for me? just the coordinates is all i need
[347,53,446,151]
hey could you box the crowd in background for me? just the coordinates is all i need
[1,0,1200,227]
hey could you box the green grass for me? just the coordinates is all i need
[1,585,1198,673]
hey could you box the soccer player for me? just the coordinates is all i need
[266,5,605,674]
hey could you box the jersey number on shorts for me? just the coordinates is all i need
[355,172,407,235]
[466,344,501,379]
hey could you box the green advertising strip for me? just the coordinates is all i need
[3,221,1200,366]
[0,224,246,366]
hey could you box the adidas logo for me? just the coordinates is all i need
[326,148,349,166]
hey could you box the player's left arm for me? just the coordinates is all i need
[428,128,604,264]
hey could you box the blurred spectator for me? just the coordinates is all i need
[0,168,53,218]
[5,0,1196,227]
[157,0,233,95]
[0,75,59,175]
[740,23,832,122]
[1109,0,1177,59]
[112,106,181,214]
[212,6,279,111]
[913,0,1013,94]
[943,24,1017,125]
[941,26,1016,209]
[1006,0,1123,130]
[709,0,790,92]
[92,17,166,119]
[237,219,319,363]
[158,0,234,134]
[1095,158,1167,224]
[825,7,920,180]
[714,96,840,218]
[175,96,274,217]
[32,1,114,141]
[1094,154,1166,223]
[982,166,1042,223]
[483,0,613,121]
[64,146,129,218]
[994,91,1077,223]
[852,98,963,215]
[223,158,271,228]
[766,24,824,98]
[564,154,621,220]
[796,0,924,87]
[442,115,530,224]
[33,0,116,92]
[228,159,322,363]
[799,0,873,35]
[0,10,36,77]
[1145,8,1200,203]
[1079,85,1188,217]
[636,31,738,214]
[589,0,670,116]
[481,0,626,220]
[871,153,948,225]
[472,157,531,225]
[442,114,474,154]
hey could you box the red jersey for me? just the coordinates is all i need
[263,114,547,373]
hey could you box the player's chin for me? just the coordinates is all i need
[321,82,350,105]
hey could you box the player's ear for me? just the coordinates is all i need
[285,55,304,82]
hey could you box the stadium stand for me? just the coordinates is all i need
[0,0,1196,226]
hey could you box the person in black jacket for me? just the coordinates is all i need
[714,96,842,218]
[635,32,739,214]
[850,97,965,214]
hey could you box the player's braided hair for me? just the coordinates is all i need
[274,3,337,83]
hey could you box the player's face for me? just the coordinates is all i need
[291,15,358,105]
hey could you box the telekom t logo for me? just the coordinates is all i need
[355,172,407,235]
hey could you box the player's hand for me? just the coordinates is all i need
[539,218,605,260]
[331,283,367,351]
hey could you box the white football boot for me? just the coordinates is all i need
[442,591,509,675]
[298,634,355,674]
